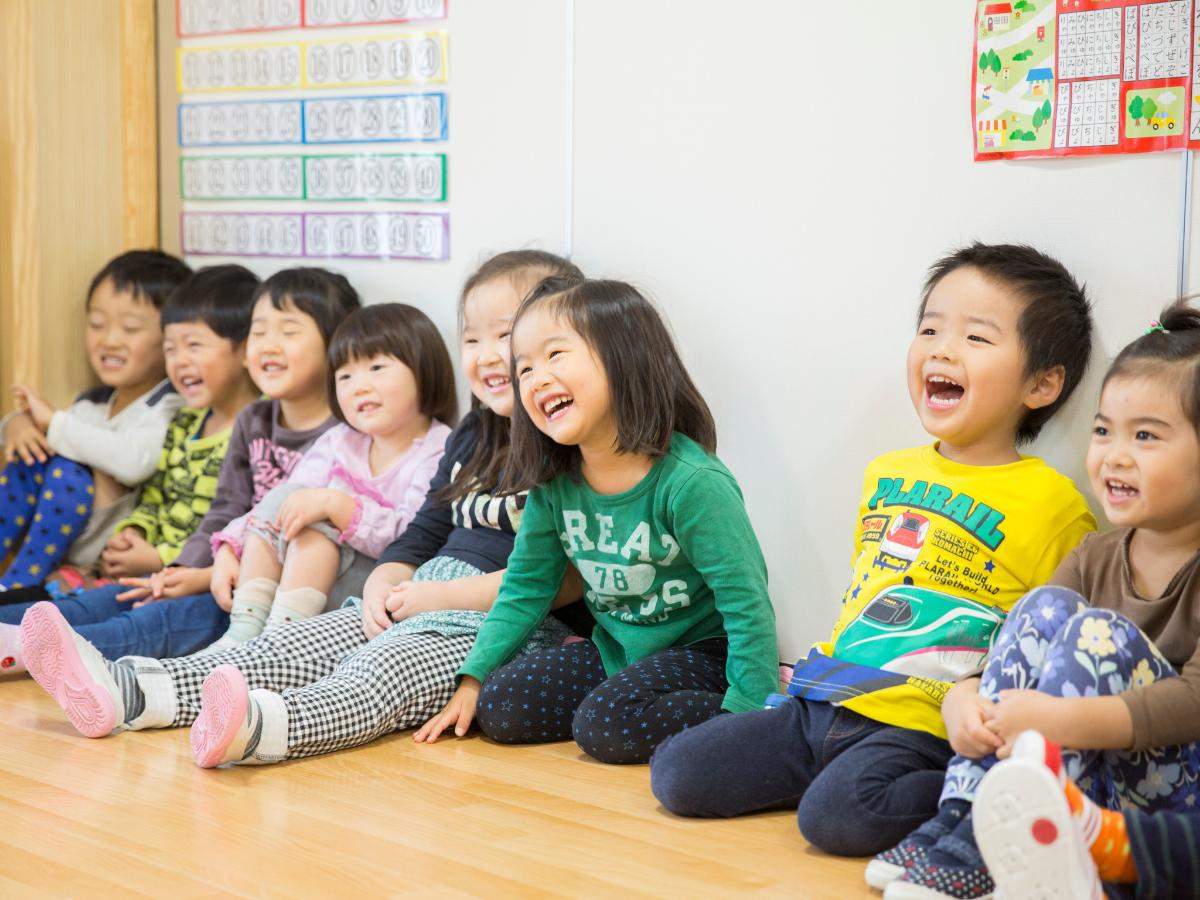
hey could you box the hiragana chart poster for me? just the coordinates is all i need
[174,0,450,260]
[972,0,1200,161]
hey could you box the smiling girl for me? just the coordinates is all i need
[197,303,455,651]
[416,277,778,764]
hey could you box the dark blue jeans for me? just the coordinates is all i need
[649,696,953,857]
[0,585,228,660]
[1106,808,1200,900]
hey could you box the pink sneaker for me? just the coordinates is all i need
[974,731,1103,900]
[21,601,123,738]
[191,664,254,768]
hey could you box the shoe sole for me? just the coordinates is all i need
[865,858,905,889]
[21,602,117,738]
[883,882,992,899]
[191,664,248,768]
[974,758,1102,900]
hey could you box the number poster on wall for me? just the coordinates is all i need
[973,0,1200,161]
[175,0,450,261]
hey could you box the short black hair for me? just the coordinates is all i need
[919,242,1093,443]
[87,250,192,311]
[1104,300,1200,431]
[503,277,717,493]
[254,267,362,348]
[437,250,584,504]
[326,303,458,427]
[162,265,260,346]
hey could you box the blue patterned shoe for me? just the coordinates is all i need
[882,813,994,899]
[865,800,969,889]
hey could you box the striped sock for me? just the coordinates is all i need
[1064,779,1138,883]
[105,659,144,723]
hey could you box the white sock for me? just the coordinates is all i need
[264,587,327,631]
[0,622,25,674]
[196,577,277,655]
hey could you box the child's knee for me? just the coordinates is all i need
[796,779,880,856]
[1015,584,1087,618]
[474,676,524,744]
[649,728,726,816]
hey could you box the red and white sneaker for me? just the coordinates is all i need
[974,731,1103,900]
[21,601,123,738]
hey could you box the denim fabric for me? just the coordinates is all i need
[650,695,953,856]
[0,583,127,626]
[72,591,229,660]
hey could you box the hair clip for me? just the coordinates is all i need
[1145,320,1170,335]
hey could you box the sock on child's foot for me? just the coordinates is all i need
[0,622,25,673]
[106,659,145,722]
[197,577,277,654]
[264,586,327,631]
[1063,777,1137,882]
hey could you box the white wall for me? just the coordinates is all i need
[160,1,1191,660]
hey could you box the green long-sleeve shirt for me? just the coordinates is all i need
[459,433,778,713]
[115,407,230,565]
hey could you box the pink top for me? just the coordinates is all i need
[212,420,451,561]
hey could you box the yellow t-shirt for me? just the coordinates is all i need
[798,445,1095,739]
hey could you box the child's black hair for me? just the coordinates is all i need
[502,277,717,493]
[919,242,1093,444]
[253,267,362,347]
[1103,301,1200,430]
[326,303,458,428]
[87,250,192,311]
[437,250,584,503]
[161,265,260,345]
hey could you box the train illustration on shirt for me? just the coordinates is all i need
[832,583,1005,682]
[872,511,930,572]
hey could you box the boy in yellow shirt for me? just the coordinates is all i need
[649,243,1097,859]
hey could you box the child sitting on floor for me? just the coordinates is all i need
[0,250,191,588]
[0,265,260,671]
[648,242,1097,857]
[873,302,1200,900]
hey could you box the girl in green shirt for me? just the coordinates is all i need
[416,278,779,764]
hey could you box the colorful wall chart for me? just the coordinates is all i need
[972,0,1200,160]
[175,0,449,261]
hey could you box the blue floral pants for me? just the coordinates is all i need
[940,585,1200,814]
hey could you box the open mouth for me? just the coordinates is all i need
[925,374,965,410]
[178,374,204,392]
[482,373,510,394]
[540,393,574,422]
[1105,478,1139,502]
[259,359,287,376]
[355,400,381,416]
[98,354,127,370]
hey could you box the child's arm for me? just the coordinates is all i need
[414,489,569,742]
[116,565,213,605]
[40,389,178,487]
[982,691,1135,756]
[337,448,445,559]
[941,677,1003,758]
[2,410,52,465]
[384,565,582,620]
[672,469,779,713]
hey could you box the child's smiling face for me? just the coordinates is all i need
[85,278,166,392]
[1087,373,1200,532]
[245,295,327,402]
[906,266,1055,463]
[461,278,519,418]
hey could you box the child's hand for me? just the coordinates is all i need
[105,526,143,554]
[943,688,1002,759]
[276,488,345,541]
[100,530,162,578]
[211,545,240,611]
[982,689,1063,758]
[414,677,481,743]
[12,384,55,432]
[385,580,450,621]
[118,565,212,606]
[360,576,398,639]
[4,413,52,465]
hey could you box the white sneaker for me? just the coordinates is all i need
[974,731,1103,900]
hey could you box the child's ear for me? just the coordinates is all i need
[1025,365,1065,410]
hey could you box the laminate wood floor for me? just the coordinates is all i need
[0,675,877,898]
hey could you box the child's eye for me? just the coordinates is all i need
[282,330,300,338]
[336,372,351,381]
[548,349,564,360]
[919,327,936,336]
[517,365,532,377]
[1135,430,1158,441]
[463,337,478,346]
[967,335,990,344]
[370,363,386,371]
[499,331,511,340]
[1092,425,1109,437]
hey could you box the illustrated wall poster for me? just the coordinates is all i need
[972,0,1200,160]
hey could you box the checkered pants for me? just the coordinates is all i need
[158,607,476,758]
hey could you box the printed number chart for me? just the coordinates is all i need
[175,0,450,261]
[972,0,1200,161]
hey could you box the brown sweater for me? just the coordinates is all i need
[1050,528,1200,751]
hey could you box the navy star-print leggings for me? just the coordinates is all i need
[476,637,729,765]
[0,456,93,588]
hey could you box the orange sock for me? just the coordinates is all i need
[1063,779,1138,883]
